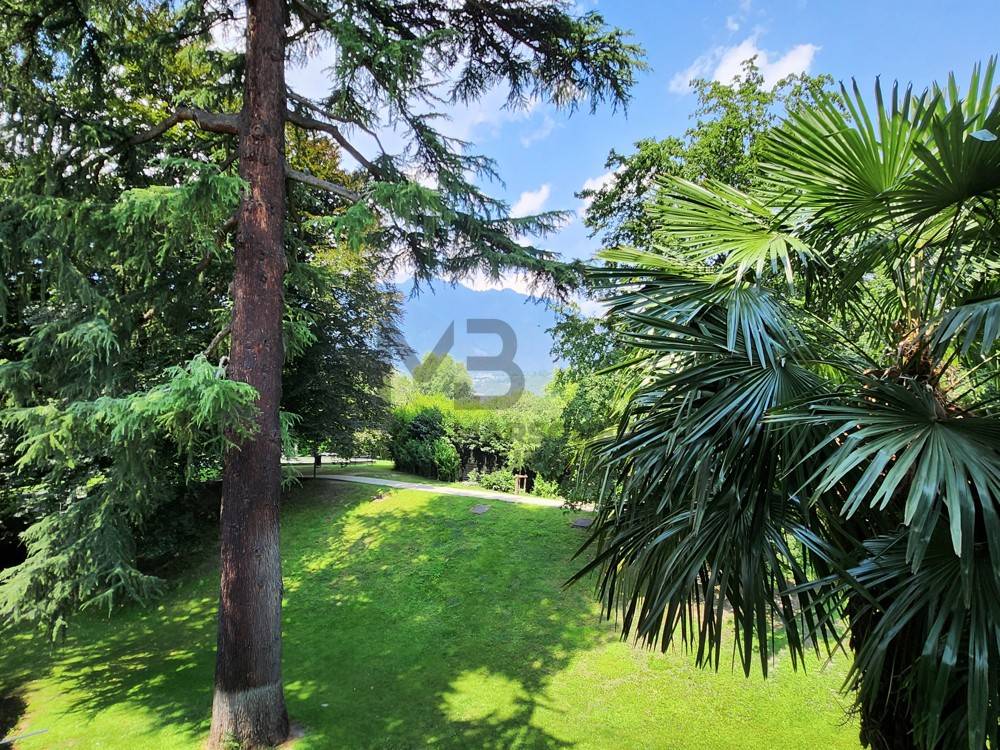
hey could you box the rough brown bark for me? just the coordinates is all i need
[209,0,290,746]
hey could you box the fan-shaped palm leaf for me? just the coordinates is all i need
[899,59,1000,223]
[583,61,1000,750]
[763,80,931,232]
[646,177,814,284]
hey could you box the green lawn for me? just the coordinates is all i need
[1,481,859,749]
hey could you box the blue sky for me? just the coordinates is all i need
[460,0,1000,284]
[278,1,1000,376]
[280,0,1000,290]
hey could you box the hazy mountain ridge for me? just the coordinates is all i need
[395,282,559,394]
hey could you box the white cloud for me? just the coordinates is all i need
[393,271,544,297]
[511,184,551,217]
[575,294,610,318]
[284,46,544,166]
[669,34,819,94]
[403,165,439,189]
[577,169,618,218]
[444,88,537,143]
[724,0,752,35]
[520,114,558,147]
[459,271,539,296]
[581,170,617,194]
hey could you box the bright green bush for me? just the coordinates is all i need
[531,476,560,498]
[479,467,516,493]
[393,437,431,476]
[431,437,461,481]
[389,390,572,484]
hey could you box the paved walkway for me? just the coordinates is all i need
[312,473,573,509]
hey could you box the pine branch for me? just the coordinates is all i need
[192,212,240,278]
[287,0,328,25]
[286,168,362,202]
[286,0,331,42]
[128,108,240,146]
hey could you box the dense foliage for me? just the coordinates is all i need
[0,111,399,634]
[579,60,829,248]
[2,0,643,745]
[411,353,474,402]
[582,63,1000,750]
[0,0,643,653]
[547,61,833,507]
[388,366,569,492]
[282,251,405,462]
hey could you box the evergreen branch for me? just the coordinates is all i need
[286,0,331,44]
[194,212,240,277]
[285,109,380,176]
[286,168,362,202]
[203,324,233,357]
[287,89,390,157]
[287,0,329,27]
[128,108,239,146]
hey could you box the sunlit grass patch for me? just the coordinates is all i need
[2,480,859,749]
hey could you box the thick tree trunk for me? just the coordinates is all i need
[209,0,289,747]
[848,596,917,750]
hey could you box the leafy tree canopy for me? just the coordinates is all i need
[0,0,645,634]
[579,59,830,248]
[410,353,474,401]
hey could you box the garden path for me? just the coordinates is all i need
[312,474,593,510]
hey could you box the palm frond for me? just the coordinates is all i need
[579,260,844,676]
[647,177,814,285]
[933,290,1000,357]
[838,531,1000,750]
[900,58,1000,223]
[763,79,931,232]
[777,379,1000,578]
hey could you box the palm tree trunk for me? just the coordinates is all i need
[849,596,917,750]
[209,0,289,746]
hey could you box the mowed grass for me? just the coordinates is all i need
[1,480,860,749]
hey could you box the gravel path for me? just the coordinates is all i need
[312,473,573,508]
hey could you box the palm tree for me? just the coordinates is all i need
[579,61,1000,750]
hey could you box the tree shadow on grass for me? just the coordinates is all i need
[0,693,27,741]
[0,566,222,745]
[277,486,608,748]
[7,481,609,748]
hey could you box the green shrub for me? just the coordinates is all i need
[407,408,446,441]
[531,476,560,498]
[431,437,460,481]
[559,459,614,509]
[393,437,434,476]
[478,467,515,493]
[527,435,570,484]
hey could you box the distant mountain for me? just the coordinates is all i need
[394,281,559,395]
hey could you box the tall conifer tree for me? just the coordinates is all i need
[1,1,643,745]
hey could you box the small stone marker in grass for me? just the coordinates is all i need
[470,504,490,515]
[571,517,593,529]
